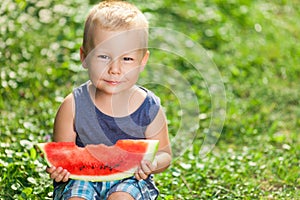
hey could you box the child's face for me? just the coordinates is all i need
[82,29,149,95]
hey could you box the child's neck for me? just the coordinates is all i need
[88,84,146,117]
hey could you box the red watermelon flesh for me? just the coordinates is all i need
[37,139,159,181]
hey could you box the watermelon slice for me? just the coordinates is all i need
[37,139,159,182]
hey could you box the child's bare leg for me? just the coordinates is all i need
[107,192,134,200]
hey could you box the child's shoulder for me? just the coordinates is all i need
[138,86,161,105]
[73,81,90,94]
[60,82,90,110]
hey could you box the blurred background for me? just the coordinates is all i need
[1,0,299,199]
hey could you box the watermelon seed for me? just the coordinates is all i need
[113,164,120,168]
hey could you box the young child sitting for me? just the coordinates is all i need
[46,1,172,199]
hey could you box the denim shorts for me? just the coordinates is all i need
[53,176,159,200]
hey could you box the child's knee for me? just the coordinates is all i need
[107,191,135,200]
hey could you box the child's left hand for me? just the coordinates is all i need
[135,158,158,180]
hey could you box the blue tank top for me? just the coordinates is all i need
[73,81,161,147]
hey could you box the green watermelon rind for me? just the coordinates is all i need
[36,143,54,167]
[37,140,159,182]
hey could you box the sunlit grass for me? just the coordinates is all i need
[1,0,299,199]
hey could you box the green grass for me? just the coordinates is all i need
[1,0,299,199]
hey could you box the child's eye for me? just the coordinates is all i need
[98,55,110,61]
[123,57,134,62]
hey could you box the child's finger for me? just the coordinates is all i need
[134,171,141,180]
[46,166,56,174]
[135,166,148,180]
[60,169,70,182]
[54,168,69,182]
[134,167,143,180]
[140,161,152,175]
[145,159,157,172]
[49,167,62,180]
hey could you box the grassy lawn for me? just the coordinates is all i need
[1,0,299,199]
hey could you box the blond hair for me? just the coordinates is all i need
[82,1,149,54]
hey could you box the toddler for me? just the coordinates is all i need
[46,1,172,200]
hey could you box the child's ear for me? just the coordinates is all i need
[140,50,150,71]
[80,47,87,68]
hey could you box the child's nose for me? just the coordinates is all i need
[108,60,121,75]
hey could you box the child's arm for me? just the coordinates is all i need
[46,93,76,182]
[53,93,77,142]
[135,107,172,180]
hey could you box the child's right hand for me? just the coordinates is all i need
[46,166,70,182]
